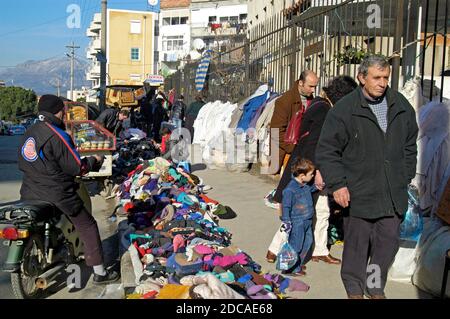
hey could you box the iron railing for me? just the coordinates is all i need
[167,0,449,105]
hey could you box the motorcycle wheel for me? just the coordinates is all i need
[11,235,46,299]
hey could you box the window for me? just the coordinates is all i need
[230,16,239,22]
[239,14,247,21]
[171,17,180,25]
[209,16,217,23]
[220,17,228,23]
[163,17,170,26]
[131,48,140,61]
[130,20,141,34]
[162,36,184,52]
[180,16,188,24]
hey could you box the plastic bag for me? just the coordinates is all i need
[268,223,289,255]
[400,185,423,242]
[276,242,298,271]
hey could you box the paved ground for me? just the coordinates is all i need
[0,136,431,299]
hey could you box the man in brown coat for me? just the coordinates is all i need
[270,70,319,174]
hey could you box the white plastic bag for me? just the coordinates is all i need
[268,224,289,255]
[388,240,418,282]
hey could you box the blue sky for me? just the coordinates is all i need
[0,0,153,68]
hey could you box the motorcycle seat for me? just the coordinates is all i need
[0,200,61,222]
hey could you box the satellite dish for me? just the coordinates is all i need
[148,0,158,5]
[189,50,202,60]
[193,38,205,51]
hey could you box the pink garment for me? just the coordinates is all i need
[288,278,309,292]
[173,234,185,253]
[194,245,215,255]
[212,253,248,268]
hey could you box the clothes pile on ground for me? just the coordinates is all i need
[111,129,159,184]
[105,156,309,299]
[193,85,280,172]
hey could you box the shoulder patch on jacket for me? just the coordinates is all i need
[21,137,38,162]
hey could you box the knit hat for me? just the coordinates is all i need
[38,95,65,114]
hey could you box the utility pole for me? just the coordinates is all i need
[100,0,108,111]
[66,42,80,101]
[50,78,61,96]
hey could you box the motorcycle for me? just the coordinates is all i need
[0,180,91,299]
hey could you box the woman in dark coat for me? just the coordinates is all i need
[266,75,358,264]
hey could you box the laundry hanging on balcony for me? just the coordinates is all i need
[195,50,212,92]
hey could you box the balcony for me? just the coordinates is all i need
[191,22,247,38]
[91,39,101,50]
[93,13,101,24]
[86,28,99,37]
[89,21,101,32]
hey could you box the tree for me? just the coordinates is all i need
[0,87,37,121]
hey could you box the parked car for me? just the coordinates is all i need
[7,125,26,135]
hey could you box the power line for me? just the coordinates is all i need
[0,15,67,38]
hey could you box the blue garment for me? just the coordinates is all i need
[281,177,317,270]
[281,178,317,222]
[237,91,269,131]
[288,219,313,271]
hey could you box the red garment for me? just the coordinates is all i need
[199,194,219,205]
[133,242,146,257]
[128,164,144,178]
[124,202,134,213]
[161,133,171,154]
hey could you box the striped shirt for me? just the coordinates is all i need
[367,96,388,133]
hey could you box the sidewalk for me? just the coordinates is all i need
[193,166,429,299]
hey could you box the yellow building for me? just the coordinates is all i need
[86,9,156,88]
[107,9,156,86]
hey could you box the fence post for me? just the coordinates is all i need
[392,0,405,91]
[290,22,298,86]
[245,38,250,97]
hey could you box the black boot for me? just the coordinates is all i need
[93,269,120,285]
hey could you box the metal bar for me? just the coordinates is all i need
[421,0,430,93]
[387,0,392,56]
[440,0,448,102]
[430,0,440,100]
[392,0,405,91]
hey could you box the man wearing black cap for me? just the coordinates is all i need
[18,94,120,284]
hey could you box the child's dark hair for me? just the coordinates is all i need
[292,158,315,177]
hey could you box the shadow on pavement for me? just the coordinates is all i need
[42,233,121,298]
[191,163,207,172]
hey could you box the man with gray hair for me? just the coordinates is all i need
[316,54,418,299]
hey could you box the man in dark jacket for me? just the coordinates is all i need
[270,70,318,174]
[95,107,129,136]
[170,95,186,129]
[316,55,418,299]
[18,95,119,284]
[185,94,205,141]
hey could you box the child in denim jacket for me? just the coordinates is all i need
[280,158,317,276]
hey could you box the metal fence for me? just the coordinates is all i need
[167,0,449,106]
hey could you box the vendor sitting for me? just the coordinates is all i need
[95,107,129,137]
[153,127,175,160]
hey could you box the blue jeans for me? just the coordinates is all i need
[288,218,313,272]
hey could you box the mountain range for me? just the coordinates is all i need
[0,57,91,96]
